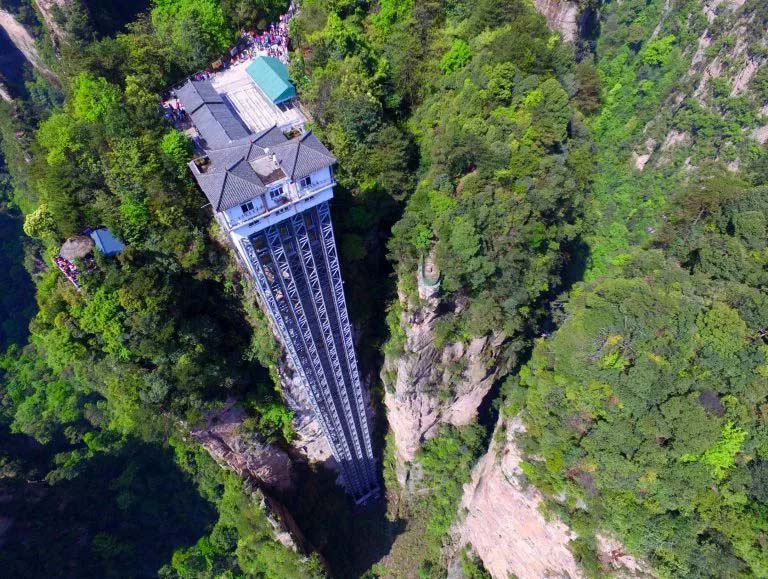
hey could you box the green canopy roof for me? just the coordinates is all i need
[246,56,297,104]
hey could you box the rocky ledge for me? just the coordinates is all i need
[450,415,583,579]
[188,399,294,490]
[450,415,653,578]
[382,263,505,485]
[533,0,580,42]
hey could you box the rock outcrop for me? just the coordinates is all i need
[188,400,323,558]
[450,415,583,579]
[189,399,294,490]
[0,82,12,103]
[450,415,654,578]
[632,0,767,167]
[245,481,310,553]
[0,8,55,79]
[382,261,506,484]
[277,358,337,469]
[32,0,70,50]
[532,0,580,42]
[596,533,653,577]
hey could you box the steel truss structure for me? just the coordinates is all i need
[240,202,378,501]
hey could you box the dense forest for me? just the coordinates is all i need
[0,0,767,577]
[0,0,321,575]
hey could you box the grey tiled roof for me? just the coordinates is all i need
[180,81,336,212]
[177,80,251,149]
[253,125,290,147]
[271,132,337,180]
[220,173,266,211]
[195,172,227,207]
[176,80,220,112]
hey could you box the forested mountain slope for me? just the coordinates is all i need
[288,0,595,574]
[0,0,325,576]
[455,0,768,577]
[288,0,768,576]
[1,0,768,578]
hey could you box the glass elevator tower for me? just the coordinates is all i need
[178,79,379,502]
[241,204,378,500]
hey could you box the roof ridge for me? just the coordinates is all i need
[228,169,265,189]
[212,138,258,151]
[250,124,278,143]
[290,140,301,179]
[216,172,228,211]
[226,157,245,172]
[302,136,336,160]
[269,139,297,152]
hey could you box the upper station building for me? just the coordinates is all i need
[178,63,335,243]
[177,62,379,502]
[180,78,337,239]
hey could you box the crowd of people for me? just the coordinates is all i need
[53,255,82,290]
[218,2,297,70]
[246,7,294,62]
[160,3,297,133]
[161,98,187,127]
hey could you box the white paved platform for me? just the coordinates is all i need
[211,60,306,134]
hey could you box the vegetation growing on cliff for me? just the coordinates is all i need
[373,0,593,359]
[290,0,594,573]
[415,424,486,575]
[519,268,768,574]
[0,0,316,576]
[3,0,768,577]
[510,0,768,577]
[514,171,768,577]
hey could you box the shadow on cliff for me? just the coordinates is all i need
[82,0,152,38]
[0,25,31,99]
[0,207,36,349]
[0,429,216,577]
[475,236,591,430]
[277,457,406,578]
[279,186,407,576]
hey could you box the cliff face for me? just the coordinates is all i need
[631,0,766,169]
[188,399,294,491]
[32,0,70,50]
[246,483,310,554]
[382,261,507,484]
[450,416,652,579]
[532,0,580,42]
[450,416,583,579]
[187,401,319,558]
[0,8,54,79]
[277,358,337,469]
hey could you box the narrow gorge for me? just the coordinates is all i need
[2,0,768,577]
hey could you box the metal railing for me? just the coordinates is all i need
[225,179,336,231]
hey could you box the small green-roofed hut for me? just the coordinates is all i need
[246,56,297,104]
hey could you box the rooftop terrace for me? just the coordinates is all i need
[211,60,306,134]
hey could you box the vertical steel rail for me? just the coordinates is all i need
[316,202,378,487]
[241,236,364,496]
[235,203,379,500]
[289,213,371,489]
[262,226,366,496]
